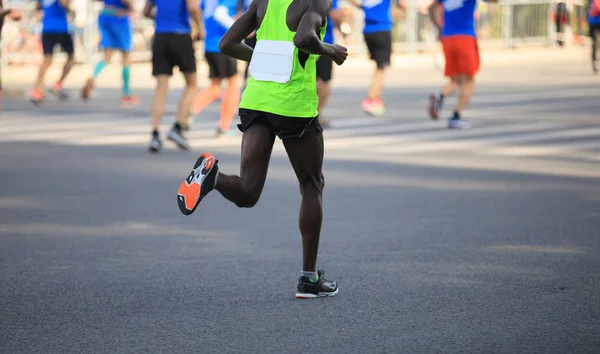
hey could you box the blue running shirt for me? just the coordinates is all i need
[361,0,392,33]
[154,0,191,33]
[437,0,480,38]
[40,0,69,33]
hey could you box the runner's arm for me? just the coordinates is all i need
[59,0,72,12]
[142,0,155,19]
[218,0,258,62]
[214,0,236,28]
[428,1,442,32]
[120,0,134,12]
[186,0,203,32]
[0,9,12,18]
[329,5,343,28]
[294,2,335,56]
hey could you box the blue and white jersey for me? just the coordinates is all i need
[202,0,238,52]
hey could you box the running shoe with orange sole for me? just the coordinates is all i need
[120,95,140,107]
[177,153,219,216]
[29,89,45,106]
[50,82,68,101]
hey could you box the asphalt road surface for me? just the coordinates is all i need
[1,49,600,353]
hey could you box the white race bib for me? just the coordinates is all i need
[249,40,295,84]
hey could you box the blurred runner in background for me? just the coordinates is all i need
[29,0,75,105]
[81,0,139,106]
[427,0,496,129]
[189,0,240,137]
[347,0,397,117]
[143,0,202,153]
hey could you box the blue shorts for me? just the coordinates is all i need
[98,14,132,51]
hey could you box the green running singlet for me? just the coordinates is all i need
[239,0,327,118]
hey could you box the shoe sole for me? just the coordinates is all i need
[296,287,339,299]
[176,153,216,216]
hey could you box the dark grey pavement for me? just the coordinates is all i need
[1,49,600,353]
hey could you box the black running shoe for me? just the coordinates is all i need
[177,153,219,216]
[296,270,339,299]
[148,132,162,153]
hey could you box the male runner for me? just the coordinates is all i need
[29,0,75,105]
[81,0,139,105]
[0,0,22,113]
[427,0,495,129]
[189,0,240,137]
[316,0,342,128]
[348,0,395,116]
[143,0,202,152]
[176,0,348,298]
[589,0,600,74]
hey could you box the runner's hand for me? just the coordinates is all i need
[330,43,348,66]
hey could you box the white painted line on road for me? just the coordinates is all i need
[363,127,600,155]
[324,121,568,149]
[322,150,600,178]
[469,88,600,105]
[467,98,600,118]
[325,120,441,137]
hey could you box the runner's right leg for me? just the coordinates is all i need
[170,71,197,148]
[214,121,275,207]
[448,74,475,129]
[30,54,52,105]
[177,119,275,215]
[361,31,391,116]
[119,50,139,105]
[82,49,113,100]
[149,74,169,153]
[50,35,76,100]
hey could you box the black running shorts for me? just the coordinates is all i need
[42,32,74,55]
[238,108,323,140]
[364,30,392,69]
[205,51,238,79]
[152,33,196,76]
[316,55,333,82]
